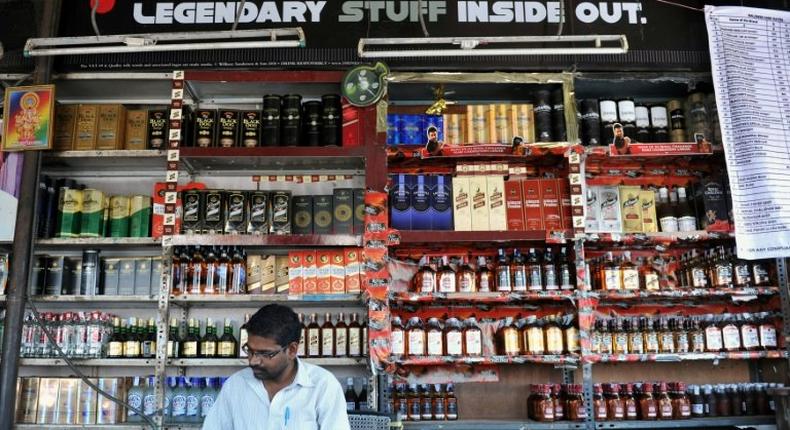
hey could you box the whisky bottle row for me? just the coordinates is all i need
[388,383,459,422]
[298,313,368,358]
[589,247,775,292]
[171,246,248,295]
[413,247,575,294]
[590,312,780,355]
[344,378,371,412]
[166,317,239,359]
[390,314,579,357]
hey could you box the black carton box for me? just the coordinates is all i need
[270,191,292,235]
[353,189,365,235]
[247,191,270,235]
[203,190,226,234]
[45,256,66,295]
[312,195,333,235]
[292,196,314,235]
[332,188,354,235]
[134,258,153,295]
[193,109,217,148]
[217,110,240,148]
[181,189,204,234]
[102,258,120,296]
[241,111,262,148]
[224,191,248,234]
[147,109,169,149]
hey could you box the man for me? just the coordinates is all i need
[203,304,350,430]
[611,123,631,155]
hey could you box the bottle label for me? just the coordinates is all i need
[615,333,629,352]
[421,398,432,418]
[622,268,640,290]
[349,330,361,356]
[604,269,621,290]
[692,268,708,288]
[124,341,140,357]
[200,395,215,418]
[630,334,644,353]
[722,326,740,350]
[171,394,187,417]
[219,341,235,357]
[127,393,142,416]
[528,267,542,291]
[497,268,511,291]
[347,401,356,410]
[408,331,425,355]
[297,332,306,356]
[614,405,624,419]
[108,342,123,357]
[308,330,321,356]
[742,326,760,349]
[660,403,673,417]
[681,404,691,417]
[644,273,660,290]
[438,274,455,293]
[546,327,564,353]
[692,332,706,351]
[513,269,527,291]
[466,331,483,355]
[447,331,464,355]
[321,328,334,355]
[627,404,637,418]
[705,327,723,351]
[591,332,602,353]
[186,395,199,417]
[645,334,660,352]
[678,216,696,232]
[479,274,492,292]
[597,404,608,419]
[459,274,474,293]
[661,333,675,352]
[676,335,690,352]
[544,268,558,290]
[142,341,154,357]
[659,216,679,233]
[391,331,405,355]
[201,341,217,357]
[647,405,657,418]
[336,331,348,356]
[760,326,777,348]
[427,332,444,356]
[183,341,197,357]
[716,265,733,286]
[143,394,157,416]
[447,400,458,417]
[420,275,435,293]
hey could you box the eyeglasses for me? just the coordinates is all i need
[241,344,287,360]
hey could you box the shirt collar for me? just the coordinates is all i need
[292,357,316,388]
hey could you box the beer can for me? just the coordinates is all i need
[57,378,81,424]
[37,378,61,424]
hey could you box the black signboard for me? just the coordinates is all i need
[52,0,789,71]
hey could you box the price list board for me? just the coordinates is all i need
[706,6,790,259]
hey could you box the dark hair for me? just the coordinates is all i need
[244,304,301,347]
[427,126,438,133]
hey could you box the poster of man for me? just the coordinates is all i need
[610,123,631,155]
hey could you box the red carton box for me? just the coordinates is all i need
[316,250,332,294]
[344,248,362,294]
[504,180,525,231]
[153,182,206,238]
[287,252,303,296]
[522,179,544,231]
[330,250,346,294]
[302,251,318,294]
[540,179,563,231]
[557,179,573,230]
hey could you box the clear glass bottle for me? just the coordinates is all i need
[640,257,661,291]
[526,248,543,291]
[558,247,575,290]
[628,317,645,355]
[445,317,464,357]
[542,248,559,291]
[476,256,494,293]
[426,317,444,357]
[390,316,405,357]
[464,317,483,357]
[512,249,528,292]
[621,252,640,291]
[603,252,622,290]
[406,317,426,357]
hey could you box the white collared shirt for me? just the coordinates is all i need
[202,358,350,430]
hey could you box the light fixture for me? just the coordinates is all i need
[358,35,628,58]
[24,28,305,57]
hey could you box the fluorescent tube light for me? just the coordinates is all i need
[25,28,305,57]
[358,35,628,58]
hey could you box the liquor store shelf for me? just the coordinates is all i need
[594,415,776,429]
[390,291,576,304]
[386,142,574,163]
[31,295,158,305]
[42,150,166,172]
[167,234,362,247]
[589,287,780,301]
[178,146,367,173]
[15,425,151,430]
[16,357,365,367]
[581,231,735,246]
[401,420,585,429]
[396,230,570,246]
[391,355,580,366]
[35,237,161,247]
[168,293,364,308]
[19,358,157,367]
[584,350,788,364]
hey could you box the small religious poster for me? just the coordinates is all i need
[2,85,55,151]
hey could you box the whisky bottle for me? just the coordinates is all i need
[390,316,406,357]
[620,251,640,291]
[320,313,335,357]
[406,317,426,356]
[200,318,218,358]
[307,313,321,357]
[218,318,237,358]
[496,249,512,292]
[525,248,543,292]
[456,256,476,293]
[348,313,362,357]
[476,256,494,292]
[437,256,457,293]
[542,247,558,291]
[335,313,348,357]
[107,317,124,358]
[426,317,444,356]
[511,249,528,292]
[296,313,306,357]
[415,256,436,294]
[239,313,251,357]
[166,317,181,358]
[181,318,200,358]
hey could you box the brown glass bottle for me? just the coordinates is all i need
[613,319,629,355]
[656,382,674,420]
[497,317,521,356]
[621,252,640,291]
[638,383,658,420]
[445,317,464,356]
[437,256,457,293]
[464,317,483,357]
[674,319,691,353]
[406,317,426,356]
[348,313,362,357]
[690,385,705,418]
[603,252,622,290]
[564,317,581,354]
[335,313,348,357]
[593,384,608,421]
[544,316,564,355]
[658,318,675,353]
[390,316,405,357]
[671,382,692,419]
[531,385,555,422]
[524,316,545,355]
[704,315,724,352]
[476,256,494,292]
[628,317,645,354]
[552,384,565,421]
[605,383,625,420]
[690,318,706,352]
[307,313,321,357]
[566,384,588,422]
[415,256,436,293]
[600,319,614,355]
[426,317,444,357]
[758,312,778,350]
[320,313,335,357]
[721,314,741,352]
[640,257,661,291]
[456,256,476,293]
[715,385,730,417]
[622,383,638,420]
[741,314,760,351]
[643,318,660,354]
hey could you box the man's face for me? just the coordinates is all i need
[428,130,437,141]
[614,127,624,138]
[246,334,295,381]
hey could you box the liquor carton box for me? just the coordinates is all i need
[54,104,78,150]
[180,188,203,234]
[558,179,573,230]
[45,256,67,295]
[619,186,644,232]
[270,191,291,235]
[259,254,277,294]
[469,172,489,231]
[302,251,317,294]
[79,189,105,238]
[151,258,163,293]
[147,109,168,150]
[640,189,658,233]
[16,377,40,424]
[224,191,248,234]
[287,252,303,295]
[30,256,47,296]
[129,195,151,238]
[344,247,361,294]
[411,175,431,230]
[96,378,124,424]
[487,172,507,230]
[332,188,354,234]
[522,179,544,231]
[58,188,83,238]
[429,175,453,230]
[96,104,126,150]
[598,185,622,232]
[586,187,601,232]
[467,104,488,144]
[510,104,535,144]
[292,195,313,235]
[316,250,332,294]
[102,259,120,296]
[36,378,60,424]
[312,195,333,235]
[56,377,82,424]
[246,255,263,294]
[109,196,130,238]
[452,175,472,231]
[118,259,136,295]
[124,110,148,150]
[217,110,240,148]
[241,110,262,147]
[275,255,290,294]
[68,258,82,296]
[74,104,99,150]
[540,179,563,231]
[202,190,225,234]
[134,258,152,295]
[505,179,525,230]
[247,191,270,234]
[353,188,365,235]
[389,174,411,230]
[77,379,98,424]
[695,176,729,231]
[193,109,217,148]
[330,250,346,294]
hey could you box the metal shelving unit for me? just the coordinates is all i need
[168,234,362,247]
[402,420,586,430]
[594,416,776,429]
[169,357,366,367]
[169,293,364,308]
[20,358,157,367]
[35,237,161,248]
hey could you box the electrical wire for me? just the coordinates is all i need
[24,299,159,429]
[232,0,247,31]
[556,0,565,37]
[90,0,101,37]
[655,0,704,12]
[417,0,430,38]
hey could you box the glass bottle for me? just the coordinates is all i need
[675,318,690,353]
[204,247,218,295]
[605,383,625,420]
[657,187,679,232]
[457,256,476,293]
[433,384,446,421]
[758,312,778,350]
[689,385,704,418]
[715,384,730,417]
[229,247,247,294]
[690,317,706,352]
[729,384,742,416]
[563,316,581,354]
[558,247,575,290]
[296,313,306,357]
[307,313,321,357]
[426,317,444,357]
[524,316,545,355]
[690,250,709,288]
[407,384,421,421]
[107,317,124,358]
[671,382,692,419]
[712,247,733,289]
[216,247,230,294]
[532,385,555,422]
[335,313,348,357]
[545,316,564,355]
[476,256,494,293]
[406,317,426,356]
[567,384,588,422]
[637,382,658,420]
[703,384,717,417]
[732,249,752,288]
[446,317,464,356]
[200,318,218,358]
[218,319,237,358]
[622,383,638,420]
[497,317,521,356]
[704,315,724,352]
[348,313,363,357]
[319,313,334,358]
[752,260,771,286]
[676,187,697,232]
[525,248,543,291]
[621,252,640,291]
[345,378,358,411]
[613,318,629,355]
[415,256,436,293]
[628,317,645,355]
[552,384,565,421]
[176,247,191,295]
[721,314,741,352]
[600,319,614,355]
[591,320,603,354]
[656,382,673,420]
[464,317,483,357]
[603,252,622,290]
[142,318,157,359]
[438,256,457,293]
[542,248,559,291]
[446,383,458,420]
[511,249,528,292]
[188,247,204,295]
[740,313,760,351]
[124,317,141,358]
[640,258,661,291]
[658,318,675,354]
[496,249,512,292]
[420,384,433,421]
[181,318,199,359]
[166,317,180,358]
[593,384,608,421]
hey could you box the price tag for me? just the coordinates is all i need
[173,70,185,80]
[165,192,178,205]
[166,171,179,182]
[169,129,181,141]
[569,174,582,185]
[163,214,176,226]
[170,109,182,120]
[171,89,184,100]
[568,152,581,164]
[167,150,180,161]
